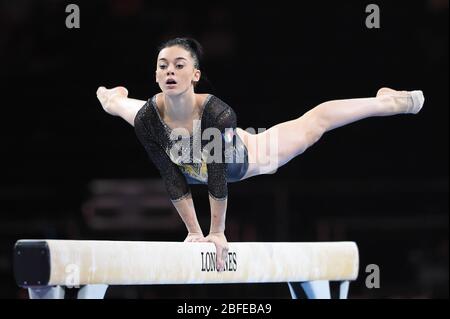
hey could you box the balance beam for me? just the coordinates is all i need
[13,240,359,299]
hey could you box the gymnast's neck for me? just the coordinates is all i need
[160,89,199,122]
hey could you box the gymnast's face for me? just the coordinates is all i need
[156,46,201,96]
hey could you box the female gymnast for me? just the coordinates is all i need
[96,37,424,271]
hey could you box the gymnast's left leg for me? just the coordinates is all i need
[239,88,424,178]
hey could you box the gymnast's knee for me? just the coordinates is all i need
[298,114,327,148]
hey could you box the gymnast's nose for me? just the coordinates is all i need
[166,65,175,75]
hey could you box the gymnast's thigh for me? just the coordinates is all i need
[236,128,279,179]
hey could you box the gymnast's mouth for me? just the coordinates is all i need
[166,79,177,85]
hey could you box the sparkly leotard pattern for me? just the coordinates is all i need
[134,94,249,201]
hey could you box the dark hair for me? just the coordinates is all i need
[158,37,203,69]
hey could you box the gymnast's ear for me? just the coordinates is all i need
[193,69,201,82]
[192,69,201,87]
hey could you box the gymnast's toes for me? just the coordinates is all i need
[407,90,425,114]
[376,87,425,115]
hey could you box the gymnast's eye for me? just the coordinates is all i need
[159,64,167,69]
[176,64,185,69]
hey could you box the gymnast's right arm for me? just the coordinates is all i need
[96,87,204,240]
[133,108,205,241]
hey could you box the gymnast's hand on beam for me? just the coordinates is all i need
[203,232,229,272]
[184,232,205,242]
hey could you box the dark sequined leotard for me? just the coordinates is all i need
[134,94,249,202]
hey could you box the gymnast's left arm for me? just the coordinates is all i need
[203,106,237,271]
[205,196,229,272]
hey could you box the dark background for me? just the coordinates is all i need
[0,0,448,299]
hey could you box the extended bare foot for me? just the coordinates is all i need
[96,86,129,115]
[376,87,425,114]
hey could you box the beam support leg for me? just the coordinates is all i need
[77,284,109,299]
[301,280,331,299]
[28,286,65,299]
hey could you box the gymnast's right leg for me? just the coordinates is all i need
[96,86,147,126]
[239,88,425,179]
